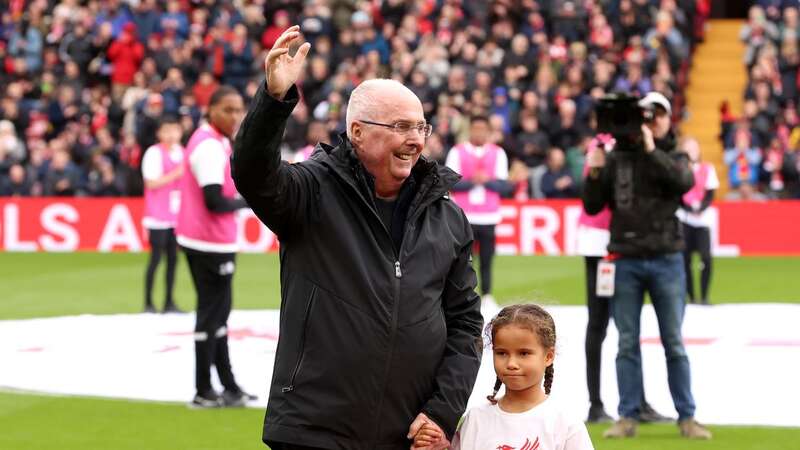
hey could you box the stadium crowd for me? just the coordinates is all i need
[723,0,800,199]
[0,0,710,199]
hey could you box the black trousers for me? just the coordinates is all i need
[144,228,178,308]
[183,247,240,395]
[583,256,609,407]
[682,223,712,303]
[471,224,496,295]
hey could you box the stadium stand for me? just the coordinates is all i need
[713,2,800,199]
[0,0,710,199]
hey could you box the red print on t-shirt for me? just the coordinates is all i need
[496,437,541,450]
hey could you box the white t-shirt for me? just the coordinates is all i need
[677,163,720,228]
[451,400,594,450]
[189,138,228,187]
[141,144,183,181]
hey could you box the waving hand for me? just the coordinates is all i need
[265,25,311,101]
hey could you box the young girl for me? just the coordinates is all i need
[414,304,594,450]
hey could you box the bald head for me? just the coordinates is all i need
[345,79,422,140]
[344,78,426,199]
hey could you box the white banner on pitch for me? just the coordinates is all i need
[0,304,798,427]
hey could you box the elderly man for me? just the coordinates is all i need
[232,26,483,450]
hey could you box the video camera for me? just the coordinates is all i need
[594,93,657,150]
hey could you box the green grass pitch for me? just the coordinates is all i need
[1,252,798,449]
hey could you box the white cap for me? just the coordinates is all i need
[638,92,671,115]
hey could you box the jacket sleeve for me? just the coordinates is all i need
[231,81,318,238]
[582,155,614,215]
[422,212,483,439]
[647,149,695,195]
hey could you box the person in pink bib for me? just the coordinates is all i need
[292,120,329,163]
[677,137,719,304]
[445,115,513,303]
[176,86,254,409]
[142,117,185,313]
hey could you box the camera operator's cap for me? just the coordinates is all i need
[638,92,671,115]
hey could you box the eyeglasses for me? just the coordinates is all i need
[358,119,433,138]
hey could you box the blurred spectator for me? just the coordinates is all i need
[540,147,578,199]
[261,9,291,51]
[0,0,703,200]
[643,9,688,70]
[741,6,779,67]
[132,0,160,42]
[0,163,33,196]
[550,99,588,151]
[0,119,25,163]
[47,86,81,137]
[725,131,762,192]
[107,22,145,100]
[136,93,165,152]
[9,17,43,74]
[510,111,550,168]
[422,132,446,164]
[43,149,81,196]
[193,71,220,110]
[762,136,792,198]
[86,154,124,196]
[614,62,652,96]
[293,120,329,163]
[160,67,185,115]
[160,0,189,42]
[58,23,93,73]
[223,24,255,95]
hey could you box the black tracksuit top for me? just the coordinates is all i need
[232,83,483,450]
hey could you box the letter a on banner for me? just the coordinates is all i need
[98,204,142,252]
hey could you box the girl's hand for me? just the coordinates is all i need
[412,423,443,448]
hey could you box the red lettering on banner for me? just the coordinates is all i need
[1,199,799,255]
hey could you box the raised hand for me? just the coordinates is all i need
[265,25,311,101]
[641,124,655,153]
[586,147,606,168]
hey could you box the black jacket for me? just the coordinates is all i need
[232,83,483,449]
[582,135,694,256]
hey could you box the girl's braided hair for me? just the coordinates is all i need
[485,304,556,404]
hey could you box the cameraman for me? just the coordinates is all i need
[582,92,712,440]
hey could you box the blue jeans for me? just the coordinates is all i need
[611,252,696,420]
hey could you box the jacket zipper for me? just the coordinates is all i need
[282,285,317,393]
[373,176,437,440]
[323,159,444,439]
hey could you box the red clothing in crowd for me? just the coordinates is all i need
[193,78,219,109]
[107,24,144,85]
[261,25,287,51]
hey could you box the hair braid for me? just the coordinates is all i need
[544,364,554,395]
[487,377,502,404]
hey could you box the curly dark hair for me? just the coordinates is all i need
[484,304,556,404]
